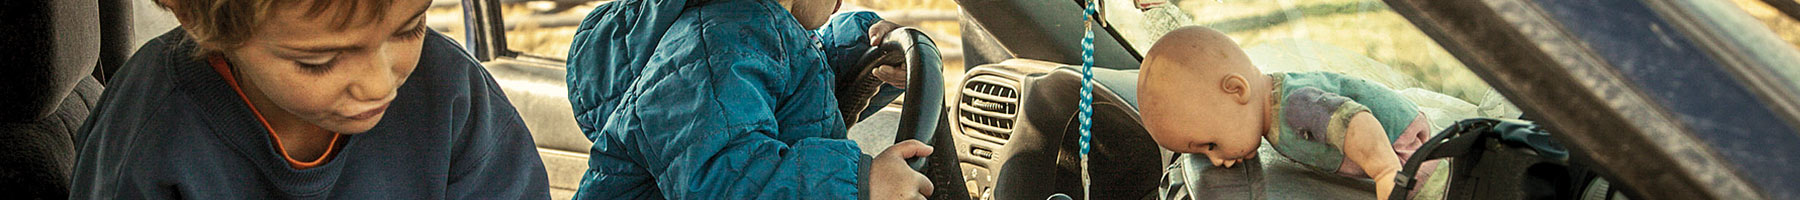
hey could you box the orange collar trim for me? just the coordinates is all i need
[208,56,343,169]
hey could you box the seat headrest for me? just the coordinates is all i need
[0,0,101,122]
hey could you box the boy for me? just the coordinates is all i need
[1137,26,1439,199]
[70,0,549,198]
[564,0,934,199]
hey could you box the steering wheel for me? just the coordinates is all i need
[835,27,944,170]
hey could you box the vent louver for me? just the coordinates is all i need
[959,75,1019,144]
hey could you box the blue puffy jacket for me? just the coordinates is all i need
[564,0,900,198]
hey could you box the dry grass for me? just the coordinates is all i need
[426,6,467,46]
[427,0,970,98]
[1219,4,1489,103]
[426,1,602,58]
[429,0,965,60]
[1734,0,1800,48]
[847,0,967,91]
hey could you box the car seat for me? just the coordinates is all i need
[0,0,125,198]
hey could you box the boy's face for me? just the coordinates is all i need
[225,0,432,134]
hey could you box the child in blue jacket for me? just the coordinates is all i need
[563,0,935,198]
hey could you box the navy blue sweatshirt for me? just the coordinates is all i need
[69,29,550,199]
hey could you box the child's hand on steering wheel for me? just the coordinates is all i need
[872,140,935,200]
[868,20,909,89]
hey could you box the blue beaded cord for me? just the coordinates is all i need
[1079,0,1098,199]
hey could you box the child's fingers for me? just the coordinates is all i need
[886,140,935,159]
[1210,156,1225,166]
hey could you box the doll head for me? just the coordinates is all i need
[1138,26,1275,165]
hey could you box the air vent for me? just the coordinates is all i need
[958,75,1019,144]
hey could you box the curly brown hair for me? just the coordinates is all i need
[152,0,393,58]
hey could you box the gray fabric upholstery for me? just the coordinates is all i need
[0,77,102,199]
[0,0,100,122]
[96,0,134,83]
[0,0,108,198]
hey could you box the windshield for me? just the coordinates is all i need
[1103,0,1523,126]
[1729,0,1800,100]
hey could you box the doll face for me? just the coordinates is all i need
[1142,94,1265,165]
[1138,26,1271,166]
[1139,51,1269,165]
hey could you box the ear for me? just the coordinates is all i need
[1220,73,1251,104]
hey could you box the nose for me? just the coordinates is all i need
[347,50,398,102]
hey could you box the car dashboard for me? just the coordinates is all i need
[950,59,1166,200]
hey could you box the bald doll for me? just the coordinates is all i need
[1137,26,1439,199]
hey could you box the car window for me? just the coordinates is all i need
[426,0,469,49]
[426,0,609,60]
[1731,0,1800,48]
[499,0,610,59]
[1727,0,1800,93]
[1104,0,1523,127]
[488,0,967,64]
[435,0,969,66]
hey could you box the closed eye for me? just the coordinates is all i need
[1193,142,1216,152]
[392,10,428,40]
[393,20,426,40]
[294,56,336,73]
